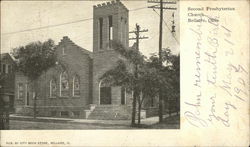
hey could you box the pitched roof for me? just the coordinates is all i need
[0,53,9,60]
[58,36,93,58]
[0,53,15,63]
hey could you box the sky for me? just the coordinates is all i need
[1,0,179,57]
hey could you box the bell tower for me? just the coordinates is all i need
[92,0,130,105]
[93,0,129,52]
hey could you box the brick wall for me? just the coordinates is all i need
[14,72,28,113]
[92,50,122,104]
[92,0,130,105]
[93,0,129,52]
[13,0,134,118]
[14,37,93,118]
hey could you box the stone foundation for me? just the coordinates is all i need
[15,106,88,119]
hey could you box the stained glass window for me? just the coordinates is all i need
[50,79,57,97]
[73,75,80,96]
[18,83,24,99]
[60,71,69,96]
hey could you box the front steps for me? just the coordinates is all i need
[86,105,147,120]
[87,105,132,120]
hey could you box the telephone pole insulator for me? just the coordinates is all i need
[171,12,176,33]
[129,24,149,51]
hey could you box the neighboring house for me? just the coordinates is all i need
[0,53,15,112]
[14,0,157,119]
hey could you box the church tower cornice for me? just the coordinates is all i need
[93,0,128,12]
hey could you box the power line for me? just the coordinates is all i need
[130,6,148,12]
[1,6,148,36]
[148,0,177,4]
[152,8,179,45]
[1,18,93,35]
[129,24,149,47]
[141,32,159,51]
[148,0,177,122]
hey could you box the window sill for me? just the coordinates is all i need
[24,105,33,108]
[59,96,70,98]
[97,49,114,53]
[72,96,80,98]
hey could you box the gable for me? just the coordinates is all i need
[0,53,15,65]
[56,36,92,59]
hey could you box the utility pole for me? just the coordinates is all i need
[129,24,149,46]
[129,24,148,126]
[148,0,176,122]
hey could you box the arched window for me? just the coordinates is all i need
[50,79,57,97]
[17,83,24,99]
[73,75,80,97]
[60,71,69,96]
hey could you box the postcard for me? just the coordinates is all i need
[0,0,249,146]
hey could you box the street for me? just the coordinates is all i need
[10,120,131,129]
[9,115,180,130]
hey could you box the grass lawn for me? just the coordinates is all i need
[146,115,180,129]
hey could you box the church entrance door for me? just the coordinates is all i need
[100,87,111,104]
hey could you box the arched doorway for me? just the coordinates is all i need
[99,81,111,105]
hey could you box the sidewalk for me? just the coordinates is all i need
[10,112,178,126]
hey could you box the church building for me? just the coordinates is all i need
[14,0,157,119]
